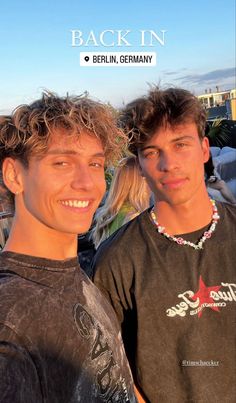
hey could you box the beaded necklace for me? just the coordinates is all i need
[150,199,220,250]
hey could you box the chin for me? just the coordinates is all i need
[170,196,194,206]
[60,221,93,236]
[158,193,189,206]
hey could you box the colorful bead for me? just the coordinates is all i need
[177,237,184,244]
[150,199,219,251]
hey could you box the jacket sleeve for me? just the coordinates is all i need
[0,324,42,403]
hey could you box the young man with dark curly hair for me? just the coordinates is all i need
[0,92,138,402]
[93,87,236,403]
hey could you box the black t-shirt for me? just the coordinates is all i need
[93,202,236,403]
[0,252,136,403]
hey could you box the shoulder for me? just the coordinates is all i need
[0,273,39,314]
[217,202,236,236]
[92,209,154,285]
[0,258,58,325]
[93,209,151,264]
[0,264,29,296]
[219,201,236,217]
[0,273,39,341]
[0,255,37,292]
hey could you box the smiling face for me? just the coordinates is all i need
[138,122,210,207]
[14,129,106,236]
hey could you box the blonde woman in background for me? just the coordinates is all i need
[92,155,151,249]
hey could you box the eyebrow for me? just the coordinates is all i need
[46,149,105,158]
[140,135,195,151]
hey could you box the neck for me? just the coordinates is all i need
[154,192,213,235]
[3,217,78,260]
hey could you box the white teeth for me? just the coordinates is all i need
[61,200,89,208]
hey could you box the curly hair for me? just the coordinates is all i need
[119,86,207,155]
[0,91,127,210]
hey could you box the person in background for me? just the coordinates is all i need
[92,155,151,249]
[0,214,12,250]
[0,92,138,402]
[0,178,13,249]
[92,87,236,403]
[205,153,236,204]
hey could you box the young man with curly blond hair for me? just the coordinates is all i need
[0,92,137,402]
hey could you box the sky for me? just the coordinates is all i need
[0,0,235,113]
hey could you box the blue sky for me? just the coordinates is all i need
[0,0,235,112]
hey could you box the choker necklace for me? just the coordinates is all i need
[150,199,220,250]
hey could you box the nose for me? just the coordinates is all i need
[70,165,94,191]
[158,151,179,172]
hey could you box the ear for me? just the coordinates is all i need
[201,136,210,163]
[2,158,24,195]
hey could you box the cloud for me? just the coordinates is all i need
[162,68,188,76]
[177,67,236,85]
[163,71,179,76]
